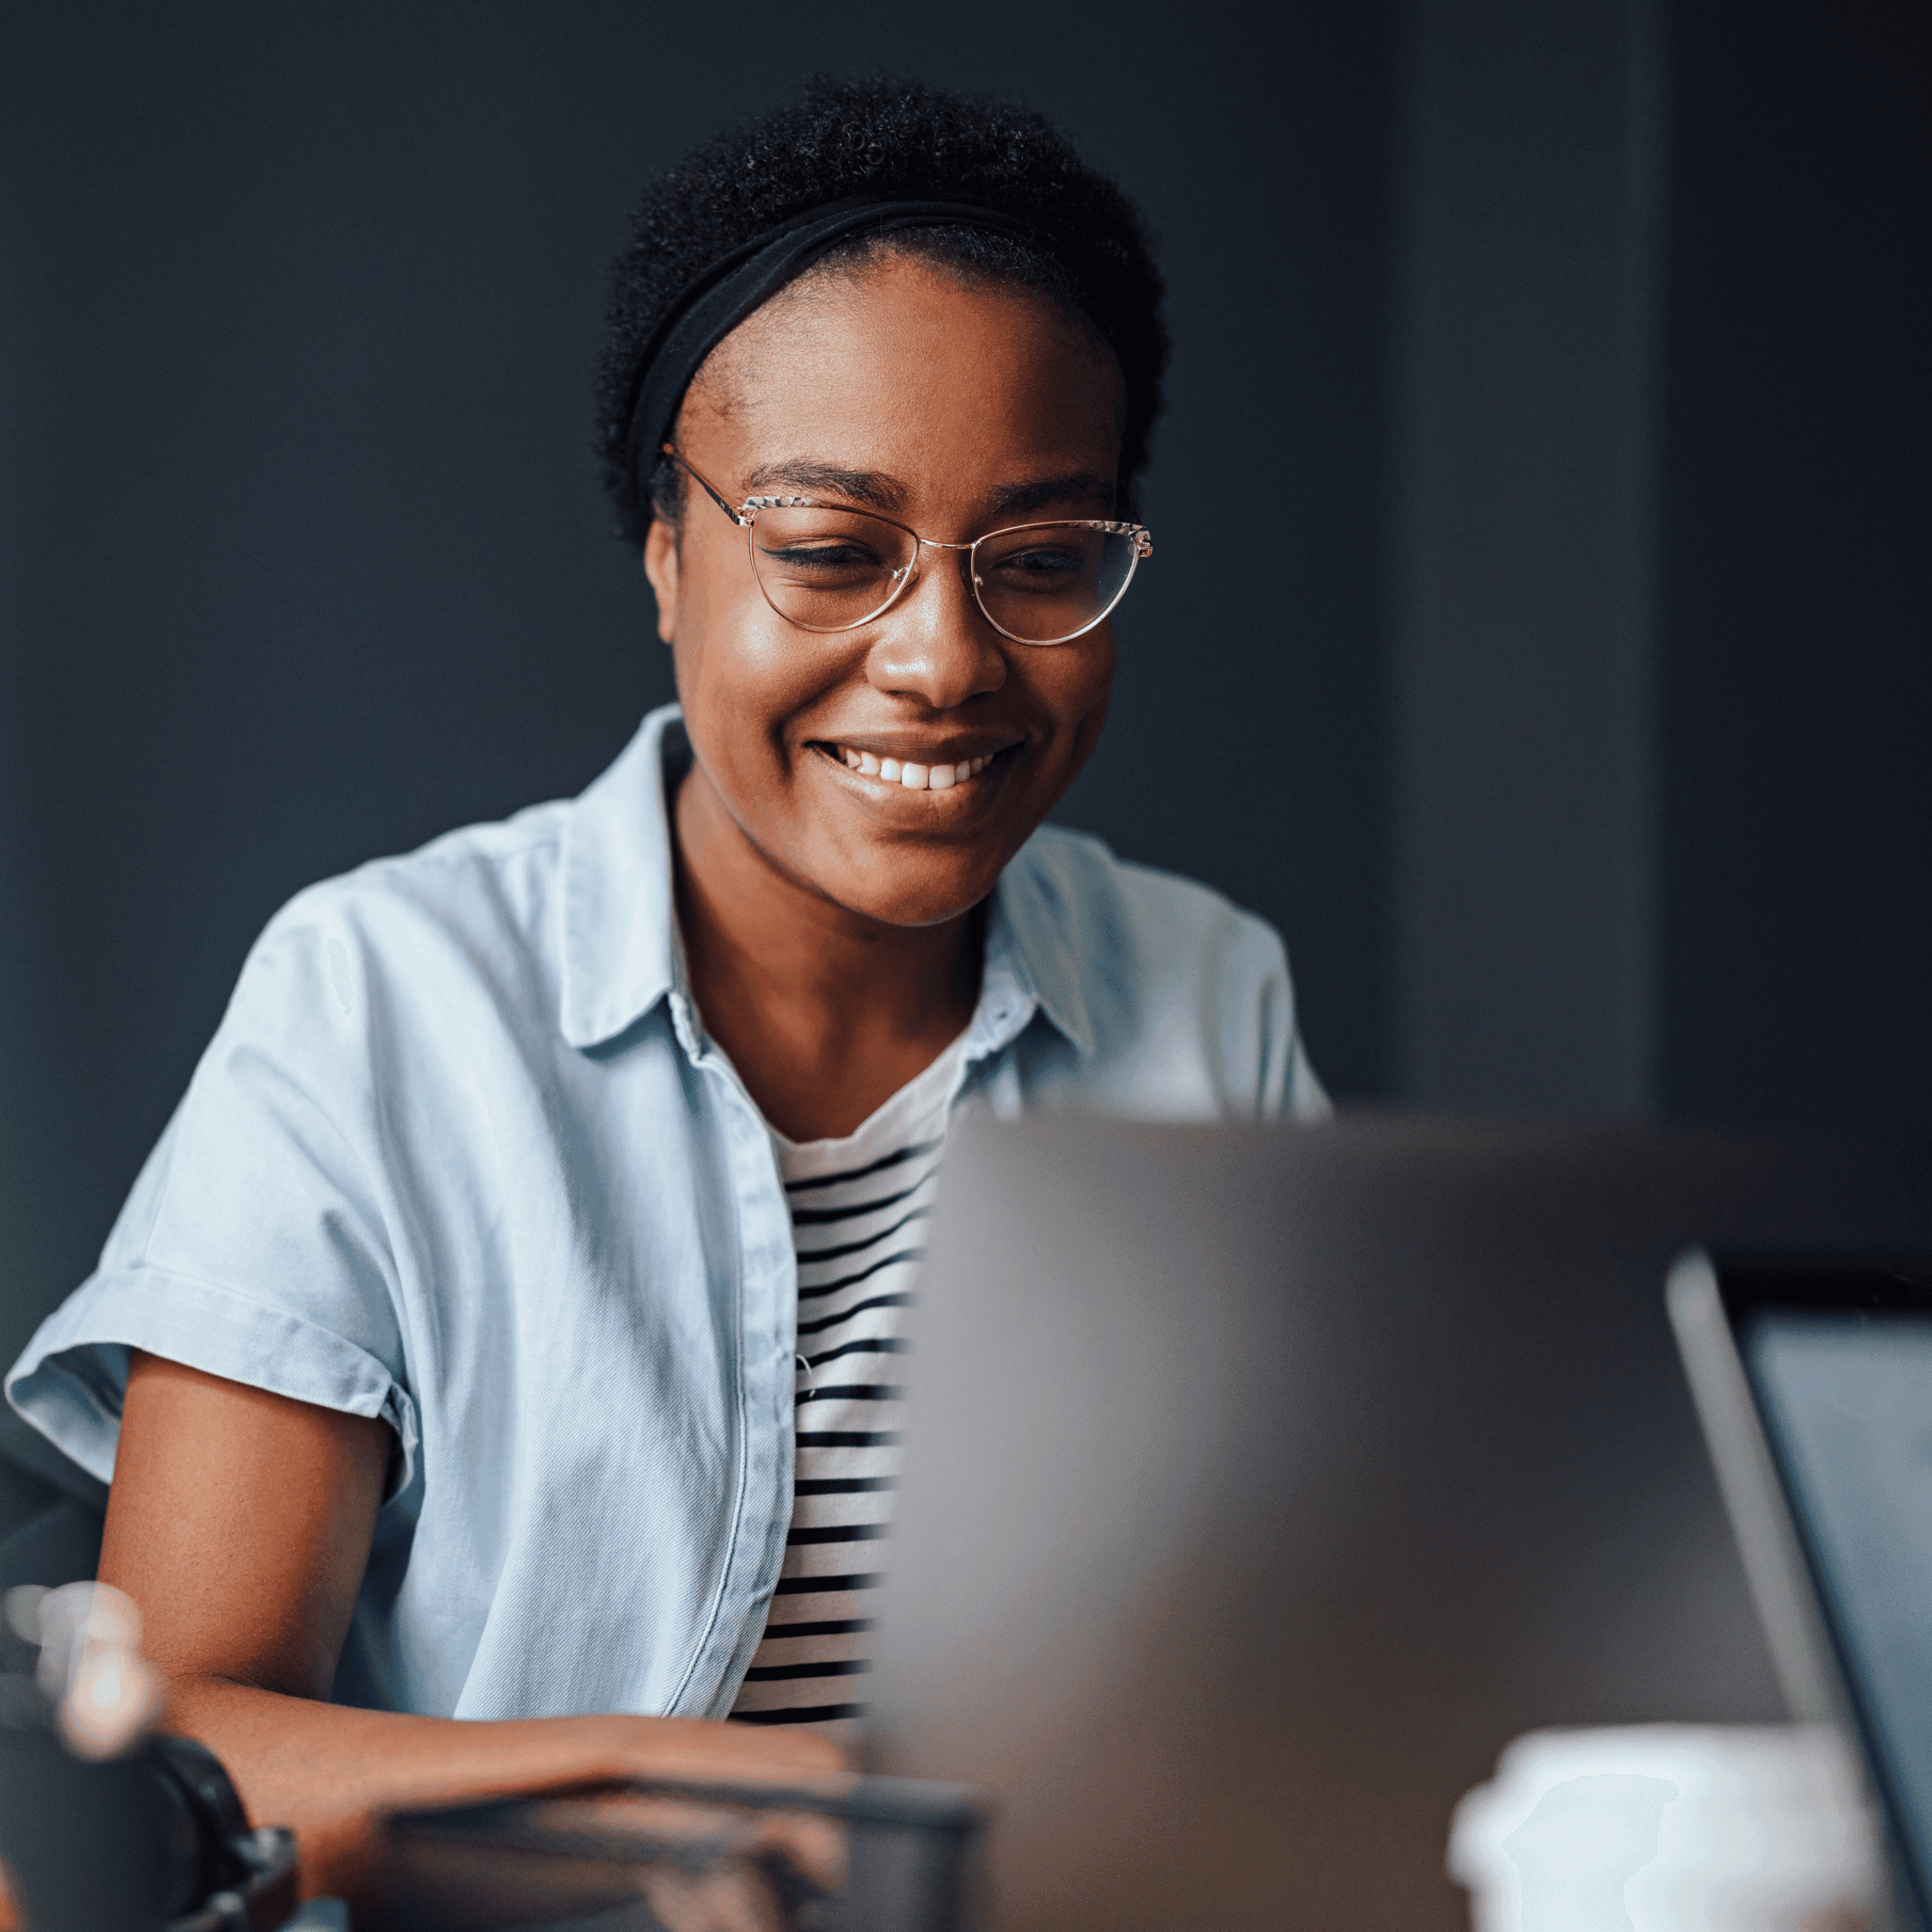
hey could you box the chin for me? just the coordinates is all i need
[822,853,1001,930]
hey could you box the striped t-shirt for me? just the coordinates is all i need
[728,1033,968,1740]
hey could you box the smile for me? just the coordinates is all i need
[814,742,1016,792]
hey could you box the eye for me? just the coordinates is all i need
[758,537,889,579]
[750,504,909,589]
[986,543,1091,589]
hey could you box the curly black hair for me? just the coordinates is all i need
[595,75,1168,546]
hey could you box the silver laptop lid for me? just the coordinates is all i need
[865,1115,1932,1932]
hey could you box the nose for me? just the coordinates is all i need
[863,546,1008,709]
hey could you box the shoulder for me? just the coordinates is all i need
[1011,821,1284,982]
[151,795,594,1218]
[271,795,572,953]
[1001,825,1324,1120]
[240,797,575,1037]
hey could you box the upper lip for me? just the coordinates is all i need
[808,732,1024,764]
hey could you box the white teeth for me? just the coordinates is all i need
[832,745,1006,788]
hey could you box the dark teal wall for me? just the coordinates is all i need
[2,0,1927,1376]
[1663,0,1932,1127]
[0,6,1397,1366]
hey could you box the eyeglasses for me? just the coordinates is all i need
[666,447,1152,648]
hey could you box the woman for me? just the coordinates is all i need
[5,75,1324,1918]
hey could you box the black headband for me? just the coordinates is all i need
[623,198,1063,488]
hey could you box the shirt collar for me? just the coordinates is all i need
[559,705,686,1050]
[559,702,1095,1060]
[971,841,1097,1060]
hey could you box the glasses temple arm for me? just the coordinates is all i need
[661,445,751,528]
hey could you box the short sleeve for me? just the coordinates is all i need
[5,890,421,1494]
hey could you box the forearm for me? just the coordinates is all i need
[101,1361,848,1924]
[165,1675,842,1926]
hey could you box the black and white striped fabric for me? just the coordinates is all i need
[729,1036,968,1739]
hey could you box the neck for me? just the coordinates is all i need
[672,763,981,1140]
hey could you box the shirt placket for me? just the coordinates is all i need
[664,985,801,1715]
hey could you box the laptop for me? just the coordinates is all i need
[1669,1251,1932,1932]
[860,1114,1932,1932]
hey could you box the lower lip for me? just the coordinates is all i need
[808,742,1020,803]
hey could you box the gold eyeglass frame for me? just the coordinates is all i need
[664,446,1152,648]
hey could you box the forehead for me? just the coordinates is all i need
[681,255,1124,490]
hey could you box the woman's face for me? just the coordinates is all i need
[645,253,1125,930]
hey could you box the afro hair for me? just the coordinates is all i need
[595,75,1168,546]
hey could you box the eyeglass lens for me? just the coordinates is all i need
[748,506,1139,645]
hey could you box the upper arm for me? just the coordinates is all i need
[99,1352,391,1701]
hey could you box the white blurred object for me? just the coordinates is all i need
[5,1580,165,1760]
[1447,1724,1880,1932]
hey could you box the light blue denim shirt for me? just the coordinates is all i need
[6,706,1325,1721]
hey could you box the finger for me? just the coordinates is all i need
[640,1863,788,1932]
[743,1810,849,1893]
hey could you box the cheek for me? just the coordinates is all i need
[672,557,827,758]
[1016,632,1115,814]
[1028,628,1118,738]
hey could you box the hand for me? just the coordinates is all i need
[383,1781,851,1932]
[617,1792,850,1932]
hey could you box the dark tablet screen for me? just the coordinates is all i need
[1742,1288,1932,1906]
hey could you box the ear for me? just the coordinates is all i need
[642,518,680,644]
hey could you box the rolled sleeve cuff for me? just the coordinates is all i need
[4,1266,420,1500]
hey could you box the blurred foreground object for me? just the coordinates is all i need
[0,1582,316,1931]
[1447,1723,1878,1930]
[11,1579,162,1759]
[383,1774,980,1932]
[1670,1254,1932,1929]
[864,1115,1932,1930]
[0,1578,960,1931]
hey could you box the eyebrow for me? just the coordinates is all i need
[736,462,1116,520]
[740,461,909,511]
[988,471,1117,517]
